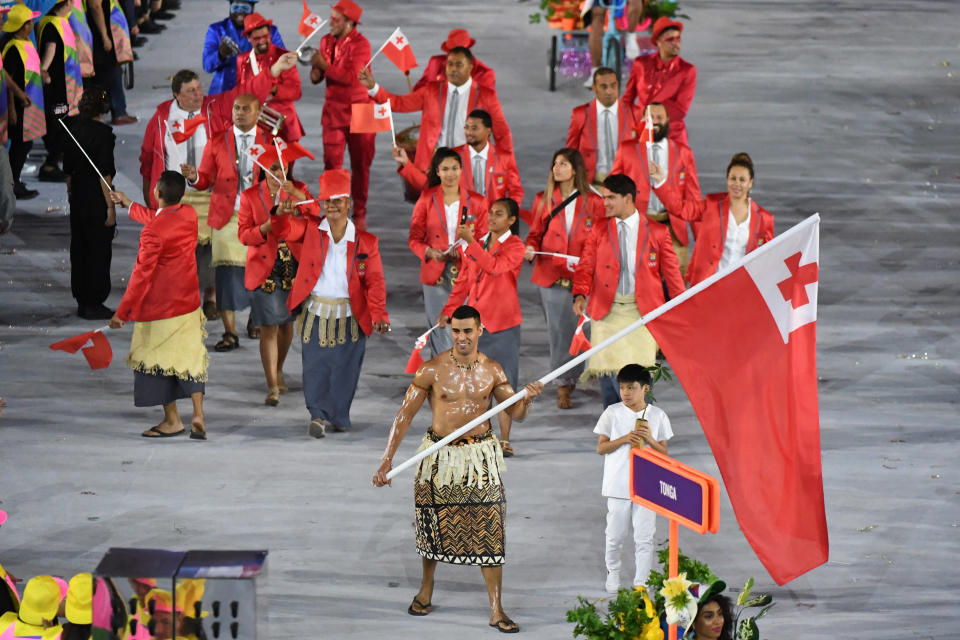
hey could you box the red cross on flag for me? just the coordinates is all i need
[646,213,827,585]
[381,27,417,73]
[299,1,324,37]
[350,101,393,134]
[170,114,206,144]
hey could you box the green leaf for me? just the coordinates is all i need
[736,577,754,605]
[742,594,772,608]
[528,13,542,23]
[737,617,759,640]
[753,603,775,621]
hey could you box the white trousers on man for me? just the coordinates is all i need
[605,497,657,589]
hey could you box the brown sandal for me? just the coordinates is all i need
[265,387,280,406]
[214,332,239,352]
[500,440,514,458]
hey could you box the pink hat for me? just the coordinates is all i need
[317,169,351,200]
[0,510,6,526]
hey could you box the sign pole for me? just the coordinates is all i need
[668,518,679,640]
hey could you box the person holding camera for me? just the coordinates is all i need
[202,0,284,95]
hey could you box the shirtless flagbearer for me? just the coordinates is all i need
[372,305,543,634]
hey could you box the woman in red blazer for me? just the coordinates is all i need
[408,147,487,359]
[523,148,604,409]
[652,152,774,286]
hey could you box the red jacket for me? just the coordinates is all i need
[286,220,390,337]
[191,127,272,230]
[610,137,701,245]
[116,203,201,322]
[442,233,524,333]
[412,54,496,91]
[236,44,304,141]
[237,179,312,289]
[655,187,775,286]
[314,30,372,131]
[398,140,523,209]
[525,188,605,287]
[372,79,513,172]
[573,214,685,320]
[138,71,277,208]
[408,185,488,286]
[622,53,696,146]
[566,98,645,183]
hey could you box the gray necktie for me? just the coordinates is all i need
[617,220,631,295]
[444,88,460,147]
[648,143,664,213]
[185,111,197,167]
[602,109,615,172]
[472,154,485,195]
[238,134,251,188]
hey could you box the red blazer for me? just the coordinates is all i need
[236,44,304,141]
[610,137,701,245]
[622,53,696,146]
[372,79,513,172]
[442,233,524,333]
[412,54,496,91]
[237,179,312,290]
[566,98,645,183]
[286,221,390,336]
[138,71,277,208]
[314,30,372,131]
[655,186,775,286]
[397,140,523,209]
[408,185,488,286]
[191,127,272,230]
[525,188,605,287]
[116,203,201,322]
[573,214,685,320]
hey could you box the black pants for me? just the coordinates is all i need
[8,111,32,184]
[42,98,66,168]
[70,205,115,306]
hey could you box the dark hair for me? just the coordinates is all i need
[157,170,186,204]
[451,305,481,325]
[658,25,681,40]
[467,109,492,129]
[593,66,618,84]
[727,152,754,180]
[427,147,462,189]
[171,69,200,95]
[78,87,111,119]
[61,624,92,640]
[492,197,520,236]
[695,594,735,640]
[603,173,637,200]
[616,364,651,386]
[539,148,591,223]
[447,46,474,64]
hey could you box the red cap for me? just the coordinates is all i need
[441,28,475,53]
[331,0,362,25]
[318,169,352,200]
[242,12,273,36]
[652,16,683,42]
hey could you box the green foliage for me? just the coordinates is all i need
[645,362,673,403]
[737,617,759,640]
[567,588,654,639]
[646,547,716,610]
[736,577,754,605]
[731,577,775,640]
[522,0,688,26]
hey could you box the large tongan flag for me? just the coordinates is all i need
[381,28,417,73]
[299,1,324,37]
[646,214,827,585]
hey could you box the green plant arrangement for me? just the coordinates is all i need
[523,0,689,26]
[644,362,673,404]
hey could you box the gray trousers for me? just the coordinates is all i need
[301,317,366,429]
[538,284,584,386]
[422,283,454,357]
[0,146,13,234]
[479,325,521,389]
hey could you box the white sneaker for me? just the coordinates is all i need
[625,33,640,60]
[605,571,621,593]
[584,66,599,88]
[308,419,327,439]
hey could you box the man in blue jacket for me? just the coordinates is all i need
[203,0,284,94]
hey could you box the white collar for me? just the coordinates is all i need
[481,229,512,245]
[448,76,472,95]
[470,142,489,160]
[596,100,619,115]
[170,100,194,118]
[233,126,256,139]
[618,210,640,229]
[319,216,356,243]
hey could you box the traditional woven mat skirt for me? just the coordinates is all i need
[582,293,658,381]
[127,307,208,406]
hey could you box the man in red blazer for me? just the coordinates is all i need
[309,0,375,229]
[359,47,513,192]
[286,169,390,437]
[412,28,495,91]
[566,67,645,185]
[573,174,684,408]
[108,171,208,440]
[236,12,304,143]
[622,17,696,146]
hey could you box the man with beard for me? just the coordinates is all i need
[611,102,700,273]
[566,66,645,185]
[203,0,284,94]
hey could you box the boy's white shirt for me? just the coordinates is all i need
[593,402,674,499]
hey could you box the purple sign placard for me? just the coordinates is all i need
[632,455,704,525]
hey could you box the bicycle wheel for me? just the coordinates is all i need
[602,36,622,81]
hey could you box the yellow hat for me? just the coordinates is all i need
[145,588,181,614]
[2,4,41,33]
[65,573,92,625]
[176,579,206,618]
[19,575,60,626]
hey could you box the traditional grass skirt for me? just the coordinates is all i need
[414,429,507,566]
[582,294,658,381]
[127,308,208,405]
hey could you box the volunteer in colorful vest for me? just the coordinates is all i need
[202,0,284,95]
[86,0,137,125]
[573,174,685,408]
[62,88,117,320]
[651,152,775,286]
[439,197,525,457]
[68,0,94,80]
[285,169,390,438]
[108,171,208,440]
[309,0,375,230]
[38,0,84,183]
[1,4,45,199]
[0,575,62,639]
[412,28,496,91]
[236,12,303,143]
[0,560,19,618]
[524,148,605,409]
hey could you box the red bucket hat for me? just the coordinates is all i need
[652,16,683,42]
[242,12,273,36]
[318,170,352,201]
[331,0,362,25]
[441,28,475,52]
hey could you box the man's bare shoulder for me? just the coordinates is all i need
[412,352,451,389]
[477,352,509,386]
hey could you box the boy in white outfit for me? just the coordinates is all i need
[593,364,673,593]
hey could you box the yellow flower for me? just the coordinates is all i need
[660,574,696,627]
[633,586,665,640]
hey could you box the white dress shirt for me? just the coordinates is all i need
[164,100,207,171]
[443,199,462,248]
[233,126,257,209]
[718,204,752,271]
[311,218,357,315]
[441,77,472,148]
[563,189,579,235]
[595,99,619,176]
[616,210,641,293]
[469,142,489,194]
[646,138,668,212]
[480,229,512,250]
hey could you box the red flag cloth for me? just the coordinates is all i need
[50,329,113,369]
[257,140,316,168]
[404,347,424,374]
[50,330,98,353]
[646,215,826,585]
[299,1,324,37]
[350,102,392,134]
[170,114,207,144]
[381,28,417,72]
[569,314,592,355]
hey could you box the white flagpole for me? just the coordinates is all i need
[293,198,317,206]
[251,158,284,185]
[531,251,580,263]
[388,103,396,147]
[386,213,822,480]
[273,138,287,182]
[294,19,327,54]
[362,31,393,70]
[58,119,111,191]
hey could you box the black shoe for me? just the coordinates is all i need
[13,182,38,199]
[78,304,115,320]
[152,9,175,20]
[161,0,180,9]
[131,35,147,47]
[139,20,164,34]
[38,165,66,182]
